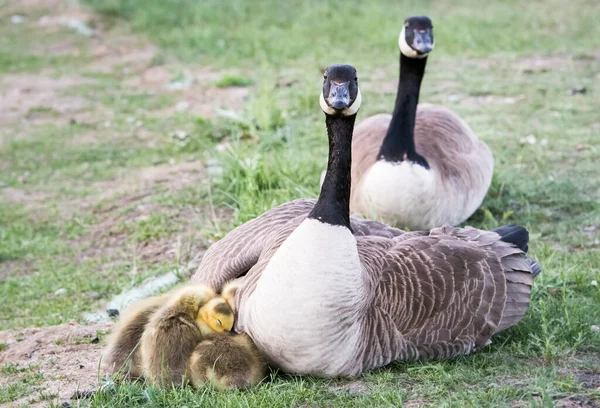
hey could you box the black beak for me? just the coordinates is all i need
[327,82,350,110]
[412,30,434,54]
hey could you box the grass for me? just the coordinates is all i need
[0,0,599,406]
[81,0,600,67]
[215,74,254,88]
[0,365,44,405]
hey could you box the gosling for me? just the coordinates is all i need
[187,332,267,389]
[139,285,233,387]
[102,294,170,379]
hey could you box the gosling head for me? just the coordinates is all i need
[399,16,434,59]
[319,64,361,117]
[172,284,216,310]
[197,297,235,336]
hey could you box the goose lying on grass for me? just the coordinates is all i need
[326,16,494,230]
[192,64,540,377]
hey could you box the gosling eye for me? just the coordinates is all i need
[216,319,222,327]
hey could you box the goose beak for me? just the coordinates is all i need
[412,29,434,55]
[327,81,351,110]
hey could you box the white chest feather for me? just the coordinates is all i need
[240,219,367,376]
[355,160,474,230]
[355,161,439,229]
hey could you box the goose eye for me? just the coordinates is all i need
[216,319,222,326]
[354,77,358,82]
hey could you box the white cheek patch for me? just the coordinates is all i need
[343,88,361,116]
[320,92,337,115]
[398,26,428,59]
[319,88,362,116]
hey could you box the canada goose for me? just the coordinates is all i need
[191,64,540,377]
[335,16,493,230]
[139,285,234,387]
[187,332,267,389]
[103,294,171,379]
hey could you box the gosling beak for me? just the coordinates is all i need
[412,30,434,55]
[327,81,351,110]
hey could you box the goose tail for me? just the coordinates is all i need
[492,224,541,332]
[492,224,530,253]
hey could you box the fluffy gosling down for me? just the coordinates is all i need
[185,279,266,389]
[102,293,171,379]
[187,332,267,389]
[139,285,233,387]
[103,281,266,390]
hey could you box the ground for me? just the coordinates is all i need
[0,0,598,407]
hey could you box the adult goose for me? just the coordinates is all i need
[192,64,539,377]
[346,16,493,230]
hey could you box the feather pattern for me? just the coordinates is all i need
[192,200,538,376]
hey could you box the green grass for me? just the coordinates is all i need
[0,372,44,404]
[1,0,599,406]
[215,74,255,88]
[82,0,600,67]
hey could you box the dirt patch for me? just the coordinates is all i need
[79,203,211,265]
[71,162,213,271]
[558,357,600,391]
[4,0,250,125]
[88,43,160,74]
[0,0,63,16]
[0,260,36,281]
[1,187,52,204]
[125,65,251,119]
[0,74,94,124]
[554,395,599,407]
[36,7,95,29]
[0,322,112,407]
[574,369,600,390]
[92,161,206,203]
[327,379,369,395]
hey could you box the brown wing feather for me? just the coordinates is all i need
[355,225,536,371]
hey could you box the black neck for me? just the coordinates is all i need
[308,114,356,230]
[377,53,428,165]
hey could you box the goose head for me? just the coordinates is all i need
[319,64,362,116]
[399,16,434,59]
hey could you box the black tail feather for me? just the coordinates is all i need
[492,225,529,253]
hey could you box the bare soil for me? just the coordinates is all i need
[0,74,93,124]
[0,322,112,408]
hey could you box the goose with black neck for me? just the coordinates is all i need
[192,64,540,377]
[342,16,494,230]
